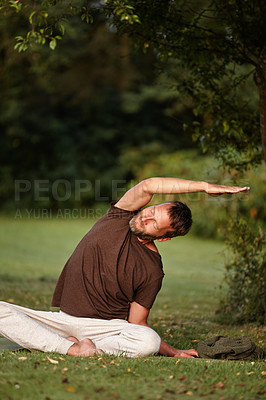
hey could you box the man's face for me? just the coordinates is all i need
[129,203,173,241]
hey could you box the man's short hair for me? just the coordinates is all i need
[164,201,192,238]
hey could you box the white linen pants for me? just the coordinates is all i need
[0,302,161,357]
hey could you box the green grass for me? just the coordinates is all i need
[0,217,265,400]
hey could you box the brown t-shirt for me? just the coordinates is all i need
[52,203,164,320]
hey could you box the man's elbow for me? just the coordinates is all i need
[128,319,149,327]
[140,177,157,195]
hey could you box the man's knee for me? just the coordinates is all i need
[140,326,161,357]
[127,325,161,357]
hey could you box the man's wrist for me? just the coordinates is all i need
[200,181,208,193]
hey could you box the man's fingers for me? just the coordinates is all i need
[184,349,198,357]
[207,185,250,195]
[186,349,198,355]
[225,186,250,193]
[174,349,199,358]
[175,353,195,358]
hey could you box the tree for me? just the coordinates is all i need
[106,0,265,169]
[0,10,196,210]
[0,0,265,169]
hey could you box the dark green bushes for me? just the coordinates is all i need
[219,218,266,324]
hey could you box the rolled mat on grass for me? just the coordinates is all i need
[197,336,266,360]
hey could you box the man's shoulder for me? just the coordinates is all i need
[105,202,139,219]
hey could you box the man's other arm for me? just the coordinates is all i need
[115,177,250,211]
[128,302,198,358]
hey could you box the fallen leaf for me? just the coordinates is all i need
[18,357,27,361]
[236,372,241,376]
[34,361,40,369]
[66,386,76,392]
[178,375,186,381]
[258,390,266,395]
[61,368,68,373]
[46,356,58,365]
[62,378,69,384]
[246,371,254,375]
[261,371,266,376]
[165,389,175,394]
[215,381,225,389]
[96,387,105,392]
[186,391,193,396]
[58,357,65,361]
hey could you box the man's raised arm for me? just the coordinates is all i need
[115,177,250,211]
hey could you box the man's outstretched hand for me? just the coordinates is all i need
[173,349,199,358]
[205,183,250,197]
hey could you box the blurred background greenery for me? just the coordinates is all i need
[0,13,193,209]
[0,12,265,235]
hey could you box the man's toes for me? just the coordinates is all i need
[67,336,79,343]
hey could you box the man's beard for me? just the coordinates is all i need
[129,214,158,241]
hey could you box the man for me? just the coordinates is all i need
[0,177,249,358]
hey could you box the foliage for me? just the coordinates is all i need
[0,13,195,211]
[219,218,266,324]
[109,0,264,169]
[1,0,264,170]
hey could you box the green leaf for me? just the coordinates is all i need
[49,38,56,50]
[58,24,65,35]
[29,11,36,24]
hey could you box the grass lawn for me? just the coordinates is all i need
[0,216,265,400]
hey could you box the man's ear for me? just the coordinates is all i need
[157,237,171,242]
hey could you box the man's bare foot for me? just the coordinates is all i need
[67,337,103,357]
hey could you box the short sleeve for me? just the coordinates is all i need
[133,277,163,309]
